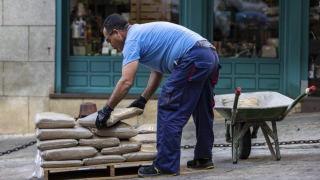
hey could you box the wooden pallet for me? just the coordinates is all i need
[43,161,152,180]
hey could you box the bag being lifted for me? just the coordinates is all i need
[35,112,76,129]
[77,107,143,128]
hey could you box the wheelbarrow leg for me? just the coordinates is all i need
[272,121,281,160]
[232,122,239,164]
[251,126,259,139]
[225,119,231,142]
[261,122,281,161]
[261,128,277,160]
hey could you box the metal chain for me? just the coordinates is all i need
[181,139,320,149]
[0,140,36,156]
[1,139,320,156]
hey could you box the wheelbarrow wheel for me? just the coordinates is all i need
[238,122,251,159]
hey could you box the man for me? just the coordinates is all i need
[96,14,221,177]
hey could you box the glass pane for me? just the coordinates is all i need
[309,0,320,96]
[69,0,179,56]
[213,0,279,59]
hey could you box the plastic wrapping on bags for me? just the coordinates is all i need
[101,141,141,155]
[36,126,93,141]
[29,150,43,180]
[95,122,138,139]
[122,151,157,162]
[77,107,143,128]
[78,135,120,149]
[35,112,76,129]
[41,160,83,168]
[129,133,157,144]
[40,146,97,161]
[82,153,125,166]
[37,139,78,151]
[136,124,157,134]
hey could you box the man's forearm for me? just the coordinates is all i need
[142,70,164,100]
[107,78,133,109]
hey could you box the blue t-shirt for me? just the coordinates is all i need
[122,22,205,74]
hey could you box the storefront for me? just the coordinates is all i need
[54,0,315,101]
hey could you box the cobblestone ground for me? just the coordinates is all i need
[1,112,320,180]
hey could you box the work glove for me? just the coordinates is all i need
[95,105,113,129]
[127,96,147,114]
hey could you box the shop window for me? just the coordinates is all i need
[309,0,320,96]
[69,0,179,56]
[213,0,279,59]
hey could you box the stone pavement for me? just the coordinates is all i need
[0,112,320,180]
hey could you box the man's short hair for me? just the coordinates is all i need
[101,14,129,35]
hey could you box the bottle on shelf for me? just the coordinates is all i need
[72,20,79,38]
[309,56,315,79]
[252,44,258,58]
[102,39,109,55]
[86,21,91,40]
[79,17,86,38]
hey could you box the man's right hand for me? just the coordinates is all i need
[95,105,113,129]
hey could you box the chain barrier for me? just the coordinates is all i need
[181,139,320,149]
[0,140,36,156]
[0,139,320,156]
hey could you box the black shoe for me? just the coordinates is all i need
[138,165,177,177]
[187,157,214,169]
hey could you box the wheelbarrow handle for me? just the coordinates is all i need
[231,87,242,125]
[279,85,316,121]
[306,86,316,95]
[235,87,242,96]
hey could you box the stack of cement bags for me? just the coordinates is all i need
[35,107,157,168]
[78,108,157,164]
[127,124,158,161]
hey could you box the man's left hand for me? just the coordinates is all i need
[95,105,113,129]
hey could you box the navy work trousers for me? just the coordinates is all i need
[152,46,220,174]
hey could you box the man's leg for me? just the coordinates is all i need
[139,47,216,177]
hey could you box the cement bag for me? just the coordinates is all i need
[140,143,157,152]
[41,160,83,168]
[78,135,120,149]
[35,112,76,129]
[36,126,92,141]
[129,133,157,144]
[122,151,157,162]
[40,146,97,161]
[222,97,259,107]
[37,139,78,151]
[77,107,143,128]
[101,141,141,155]
[95,122,138,139]
[137,124,157,134]
[82,153,125,166]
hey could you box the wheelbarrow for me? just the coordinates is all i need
[214,86,316,164]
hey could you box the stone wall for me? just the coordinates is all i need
[0,0,55,135]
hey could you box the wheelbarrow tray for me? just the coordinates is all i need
[214,92,294,122]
